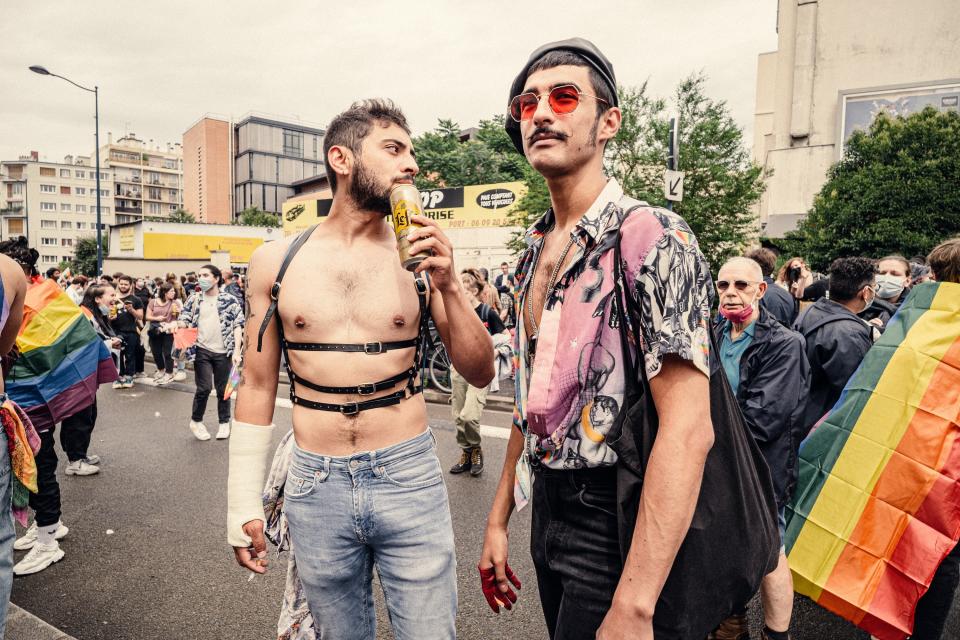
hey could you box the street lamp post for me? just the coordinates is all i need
[29,65,103,276]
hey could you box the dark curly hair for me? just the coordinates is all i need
[828,257,877,302]
[0,236,39,277]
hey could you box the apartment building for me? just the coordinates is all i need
[0,151,114,270]
[182,116,232,224]
[101,133,184,225]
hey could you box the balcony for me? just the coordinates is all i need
[116,205,142,214]
[0,205,24,217]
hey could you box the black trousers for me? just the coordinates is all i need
[59,400,97,462]
[118,331,139,377]
[136,340,145,374]
[531,465,622,640]
[912,541,960,639]
[27,428,61,527]
[192,347,231,424]
[148,332,174,374]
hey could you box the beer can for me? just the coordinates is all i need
[389,184,426,272]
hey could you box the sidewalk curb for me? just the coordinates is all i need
[5,603,77,639]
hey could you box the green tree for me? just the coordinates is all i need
[413,117,527,190]
[70,235,108,277]
[606,74,766,269]
[168,208,196,224]
[784,107,960,271]
[235,206,280,228]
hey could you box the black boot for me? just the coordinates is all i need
[470,446,484,476]
[449,449,472,474]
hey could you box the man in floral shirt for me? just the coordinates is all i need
[178,264,244,441]
[479,38,715,640]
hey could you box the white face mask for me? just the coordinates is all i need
[875,274,906,300]
[862,287,876,313]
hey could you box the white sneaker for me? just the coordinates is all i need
[216,422,231,439]
[189,421,211,441]
[173,370,187,382]
[134,371,148,379]
[14,521,69,551]
[156,373,173,386]
[153,371,165,381]
[112,380,123,390]
[14,540,64,575]
[84,454,101,466]
[65,460,100,476]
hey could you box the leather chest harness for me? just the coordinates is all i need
[255,225,430,415]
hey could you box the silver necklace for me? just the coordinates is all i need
[526,231,577,362]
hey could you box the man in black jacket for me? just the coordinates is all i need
[794,257,876,436]
[745,248,796,327]
[711,257,810,640]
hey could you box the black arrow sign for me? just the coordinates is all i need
[668,176,683,196]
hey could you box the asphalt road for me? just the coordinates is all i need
[8,373,959,639]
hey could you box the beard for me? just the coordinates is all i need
[348,157,392,216]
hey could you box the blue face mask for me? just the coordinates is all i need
[198,277,214,292]
[98,304,110,315]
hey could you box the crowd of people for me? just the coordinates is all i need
[0,36,956,640]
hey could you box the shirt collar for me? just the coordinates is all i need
[524,178,624,247]
[723,317,758,341]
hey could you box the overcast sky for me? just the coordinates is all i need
[1,1,779,163]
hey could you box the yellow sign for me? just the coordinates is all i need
[143,233,264,263]
[281,181,528,236]
[119,227,135,252]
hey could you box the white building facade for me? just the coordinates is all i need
[753,0,960,236]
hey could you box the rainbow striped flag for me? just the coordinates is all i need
[5,280,118,431]
[786,281,960,639]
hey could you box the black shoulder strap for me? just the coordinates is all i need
[256,225,317,352]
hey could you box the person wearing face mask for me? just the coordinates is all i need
[793,257,876,438]
[109,275,144,389]
[177,264,244,441]
[859,255,912,331]
[709,258,810,640]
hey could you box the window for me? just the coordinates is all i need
[39,167,55,177]
[75,187,86,195]
[40,184,56,193]
[75,170,85,179]
[40,202,56,211]
[148,187,161,200]
[62,256,72,263]
[77,222,87,230]
[100,189,109,197]
[10,183,23,195]
[147,203,160,215]
[169,204,176,211]
[61,239,73,247]
[59,169,71,178]
[41,238,57,246]
[8,220,23,235]
[41,255,57,263]
[102,207,110,214]
[283,130,303,157]
[61,221,72,229]
[60,186,71,195]
[41,220,57,229]
[75,204,87,213]
[60,203,71,211]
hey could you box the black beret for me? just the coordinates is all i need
[505,37,618,155]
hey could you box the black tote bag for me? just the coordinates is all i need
[606,236,780,639]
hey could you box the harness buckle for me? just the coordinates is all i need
[340,402,360,415]
[357,383,377,396]
[364,341,384,354]
[270,283,281,301]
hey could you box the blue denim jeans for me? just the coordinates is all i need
[284,429,457,640]
[0,427,14,639]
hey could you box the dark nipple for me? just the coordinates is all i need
[392,315,406,327]
[294,316,306,329]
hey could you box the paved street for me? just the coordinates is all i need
[8,373,958,639]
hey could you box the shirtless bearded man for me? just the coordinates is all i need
[228,99,494,640]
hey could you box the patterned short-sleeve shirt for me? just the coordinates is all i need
[512,179,714,485]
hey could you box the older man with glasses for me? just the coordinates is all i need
[709,257,810,640]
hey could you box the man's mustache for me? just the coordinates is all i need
[528,127,568,142]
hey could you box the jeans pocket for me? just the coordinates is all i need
[284,465,328,499]
[576,484,617,518]
[379,454,442,489]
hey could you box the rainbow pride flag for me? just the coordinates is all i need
[5,280,118,431]
[786,282,960,639]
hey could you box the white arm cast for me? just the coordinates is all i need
[227,421,275,547]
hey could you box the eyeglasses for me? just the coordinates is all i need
[715,279,761,292]
[509,84,610,122]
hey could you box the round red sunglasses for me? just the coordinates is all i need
[509,84,610,122]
